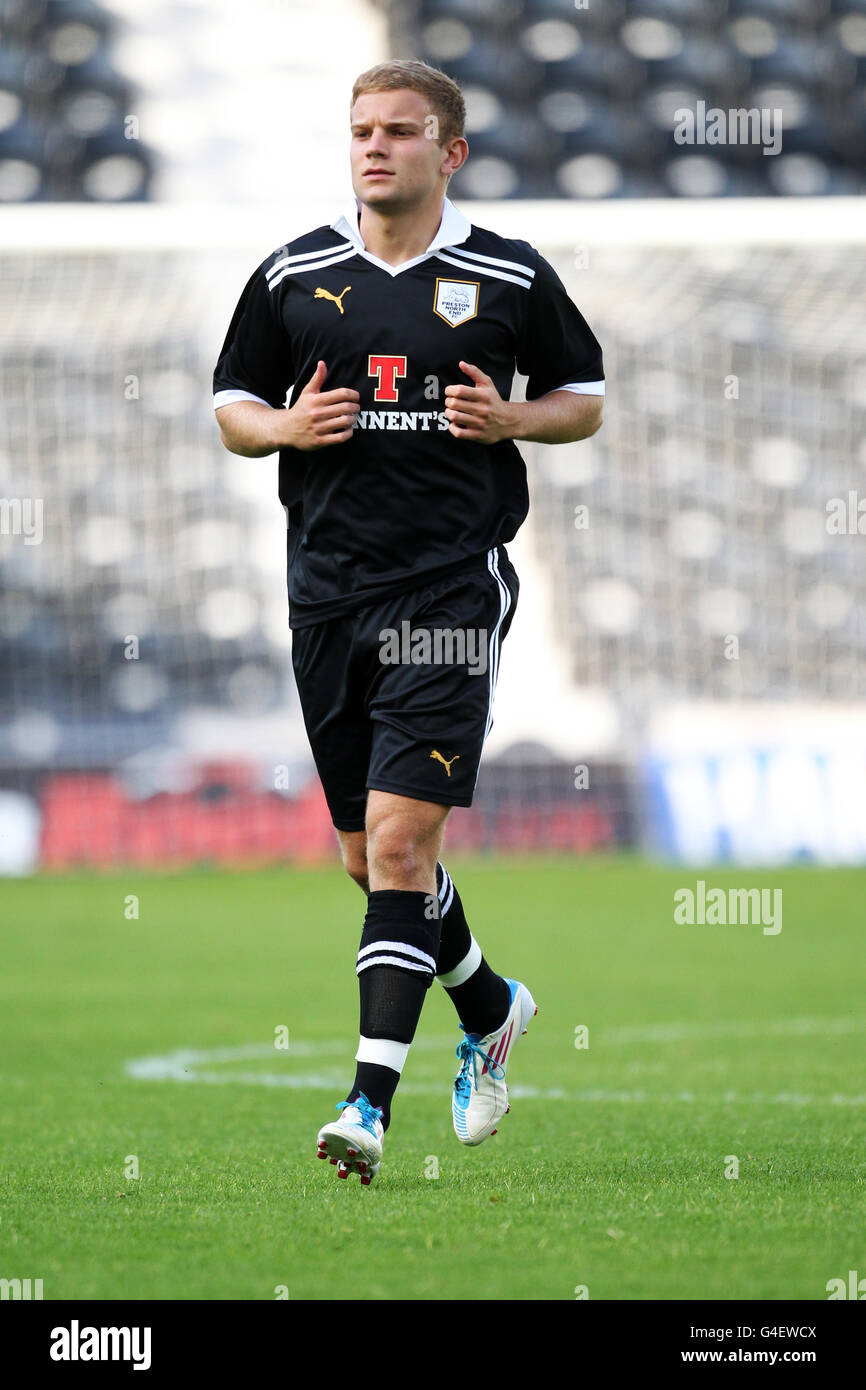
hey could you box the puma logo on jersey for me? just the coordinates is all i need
[314,285,351,314]
[430,750,460,777]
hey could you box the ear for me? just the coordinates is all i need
[440,136,468,179]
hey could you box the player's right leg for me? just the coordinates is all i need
[319,790,450,1181]
[290,617,391,1181]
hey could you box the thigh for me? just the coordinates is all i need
[364,547,519,810]
[291,618,372,832]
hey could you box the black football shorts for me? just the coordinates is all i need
[290,545,519,831]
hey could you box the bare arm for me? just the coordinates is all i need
[444,360,603,445]
[501,388,603,444]
[215,360,360,456]
[216,399,293,457]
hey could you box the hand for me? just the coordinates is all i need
[283,360,359,450]
[444,361,514,444]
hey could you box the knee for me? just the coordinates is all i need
[340,843,369,894]
[366,815,433,889]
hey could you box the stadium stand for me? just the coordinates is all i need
[0,0,154,201]
[1,2,863,867]
[383,0,866,197]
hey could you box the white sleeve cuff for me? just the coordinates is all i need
[214,389,272,410]
[554,381,605,396]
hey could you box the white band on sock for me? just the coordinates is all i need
[355,1035,410,1073]
[357,939,437,972]
[437,934,482,988]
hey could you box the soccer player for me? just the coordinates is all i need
[213,60,604,1184]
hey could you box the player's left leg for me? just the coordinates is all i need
[433,862,511,1035]
[359,546,535,1149]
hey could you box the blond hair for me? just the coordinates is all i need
[351,59,466,147]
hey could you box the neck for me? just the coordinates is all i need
[357,192,446,267]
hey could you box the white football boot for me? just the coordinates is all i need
[316,1092,384,1186]
[452,978,537,1146]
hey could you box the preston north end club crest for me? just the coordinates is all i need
[433,277,479,327]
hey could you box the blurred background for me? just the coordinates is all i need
[1,0,864,874]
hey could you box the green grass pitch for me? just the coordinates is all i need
[1,856,864,1301]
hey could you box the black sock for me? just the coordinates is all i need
[346,889,441,1130]
[347,1061,404,1131]
[435,863,511,1037]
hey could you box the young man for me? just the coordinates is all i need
[213,60,604,1184]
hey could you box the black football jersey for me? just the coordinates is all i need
[213,197,604,629]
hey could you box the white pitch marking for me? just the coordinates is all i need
[124,1035,455,1085]
[123,1019,866,1106]
[602,1016,866,1045]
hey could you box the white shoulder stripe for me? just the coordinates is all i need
[434,250,533,289]
[268,247,357,290]
[266,240,354,281]
[441,243,535,279]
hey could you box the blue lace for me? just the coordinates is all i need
[336,1091,383,1132]
[454,1027,505,1100]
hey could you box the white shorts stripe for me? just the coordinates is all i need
[484,548,512,742]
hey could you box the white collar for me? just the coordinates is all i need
[330,193,472,277]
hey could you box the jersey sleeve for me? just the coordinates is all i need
[213,264,294,412]
[516,253,605,400]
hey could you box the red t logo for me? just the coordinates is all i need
[368,354,407,402]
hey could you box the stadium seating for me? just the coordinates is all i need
[1,2,863,864]
[382,0,866,197]
[0,0,153,201]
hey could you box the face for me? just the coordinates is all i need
[350,88,466,211]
